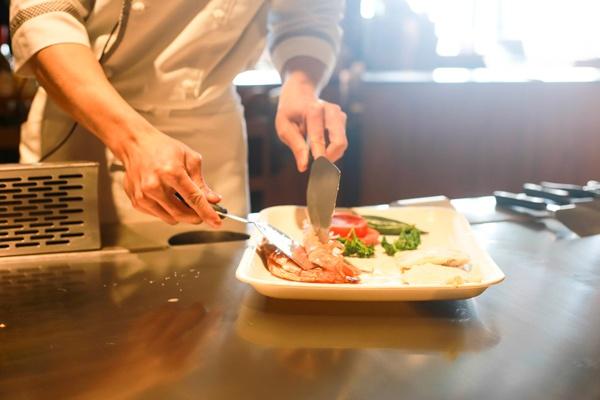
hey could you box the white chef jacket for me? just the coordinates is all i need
[9,0,344,223]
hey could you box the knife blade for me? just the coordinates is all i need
[306,156,341,243]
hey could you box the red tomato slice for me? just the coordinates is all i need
[329,212,368,238]
[361,227,380,245]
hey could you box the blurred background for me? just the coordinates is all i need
[1,0,599,211]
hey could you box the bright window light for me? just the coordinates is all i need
[0,44,10,58]
[360,0,376,19]
[404,0,600,67]
[361,0,385,20]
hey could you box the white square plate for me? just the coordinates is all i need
[235,205,505,301]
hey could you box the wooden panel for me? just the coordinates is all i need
[358,81,600,205]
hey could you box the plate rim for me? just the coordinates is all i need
[235,205,505,294]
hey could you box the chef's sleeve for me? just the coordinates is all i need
[268,0,344,85]
[9,0,91,77]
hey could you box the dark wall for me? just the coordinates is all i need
[357,80,600,203]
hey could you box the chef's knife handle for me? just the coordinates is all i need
[540,181,597,198]
[523,183,572,205]
[494,191,548,211]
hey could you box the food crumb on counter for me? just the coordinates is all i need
[167,298,179,303]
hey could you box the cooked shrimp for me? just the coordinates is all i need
[258,225,361,284]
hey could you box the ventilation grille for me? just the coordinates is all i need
[0,163,100,257]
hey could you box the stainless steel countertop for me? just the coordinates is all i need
[1,198,599,400]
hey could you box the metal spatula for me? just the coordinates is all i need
[174,192,307,266]
[211,204,308,268]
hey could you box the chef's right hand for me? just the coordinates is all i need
[118,130,222,227]
[27,43,219,227]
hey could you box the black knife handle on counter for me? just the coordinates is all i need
[523,183,572,205]
[494,191,548,211]
[540,181,599,198]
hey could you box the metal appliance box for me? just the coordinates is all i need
[0,162,100,256]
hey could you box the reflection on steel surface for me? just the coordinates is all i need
[236,290,500,355]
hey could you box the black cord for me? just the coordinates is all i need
[98,20,120,64]
[38,121,78,162]
[38,20,120,162]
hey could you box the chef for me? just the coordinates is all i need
[9,0,348,227]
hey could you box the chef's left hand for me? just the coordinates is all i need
[275,75,348,172]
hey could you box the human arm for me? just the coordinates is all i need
[269,0,347,172]
[31,44,222,226]
[9,1,221,226]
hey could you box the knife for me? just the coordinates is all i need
[306,156,341,243]
[494,191,600,237]
[539,181,600,212]
[540,181,600,199]
[523,183,572,205]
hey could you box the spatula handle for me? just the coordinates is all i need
[174,192,229,220]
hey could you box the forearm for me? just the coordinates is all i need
[30,43,153,160]
[29,43,221,226]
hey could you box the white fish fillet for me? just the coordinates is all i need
[395,248,470,269]
[402,263,481,286]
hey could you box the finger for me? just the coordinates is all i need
[136,195,178,225]
[124,177,177,225]
[305,102,326,160]
[185,152,221,204]
[152,188,203,224]
[139,174,202,224]
[277,118,309,172]
[324,104,348,161]
[165,170,222,228]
